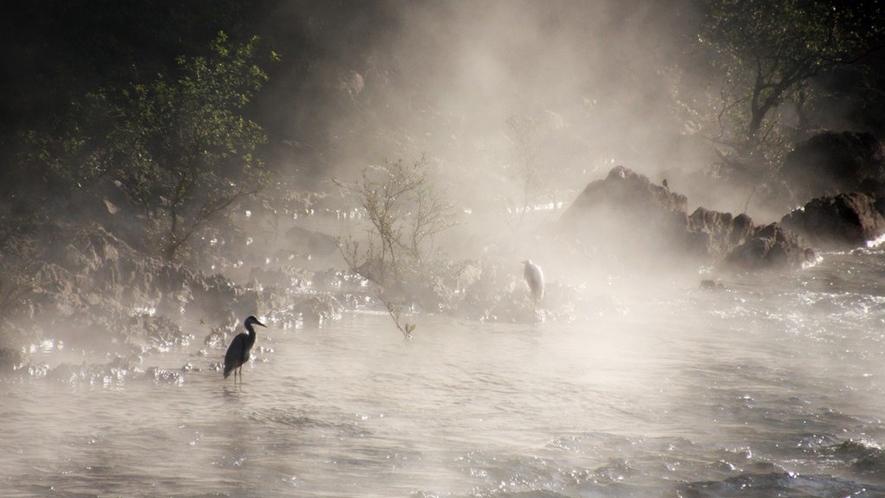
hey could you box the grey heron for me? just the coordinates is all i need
[223,315,266,383]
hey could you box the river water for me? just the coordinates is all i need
[5,247,885,497]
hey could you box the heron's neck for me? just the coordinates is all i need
[245,324,257,343]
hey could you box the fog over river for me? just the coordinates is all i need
[2,2,885,496]
[5,245,885,497]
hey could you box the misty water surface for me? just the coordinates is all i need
[5,247,885,497]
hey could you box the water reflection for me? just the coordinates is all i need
[6,270,885,495]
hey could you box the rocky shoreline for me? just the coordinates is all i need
[2,130,884,376]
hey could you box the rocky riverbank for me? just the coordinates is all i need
[2,130,883,375]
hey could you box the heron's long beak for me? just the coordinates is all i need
[256,320,267,328]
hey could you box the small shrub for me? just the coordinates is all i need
[335,156,459,336]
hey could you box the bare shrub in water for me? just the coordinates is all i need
[335,156,459,337]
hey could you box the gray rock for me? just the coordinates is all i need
[781,192,885,249]
[561,166,815,271]
[779,131,885,204]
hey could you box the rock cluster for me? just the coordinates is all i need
[561,131,885,269]
[778,132,885,249]
[780,131,885,204]
[2,129,883,373]
[560,165,817,270]
[0,222,326,358]
[781,192,885,249]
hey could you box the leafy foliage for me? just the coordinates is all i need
[682,0,885,174]
[0,243,37,321]
[383,298,417,340]
[23,32,277,261]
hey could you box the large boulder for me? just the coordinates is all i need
[779,131,885,204]
[685,208,755,260]
[560,165,690,265]
[561,166,816,271]
[780,192,885,249]
[723,223,817,270]
[563,165,688,217]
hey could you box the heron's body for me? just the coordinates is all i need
[523,260,545,305]
[223,315,266,383]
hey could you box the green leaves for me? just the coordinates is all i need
[19,32,275,261]
[688,0,885,169]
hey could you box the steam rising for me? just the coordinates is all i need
[261,1,711,202]
[5,1,860,351]
[243,1,750,297]
[7,6,885,495]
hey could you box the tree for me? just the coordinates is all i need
[337,156,458,289]
[31,32,277,261]
[503,114,549,228]
[683,0,884,175]
[335,156,459,337]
